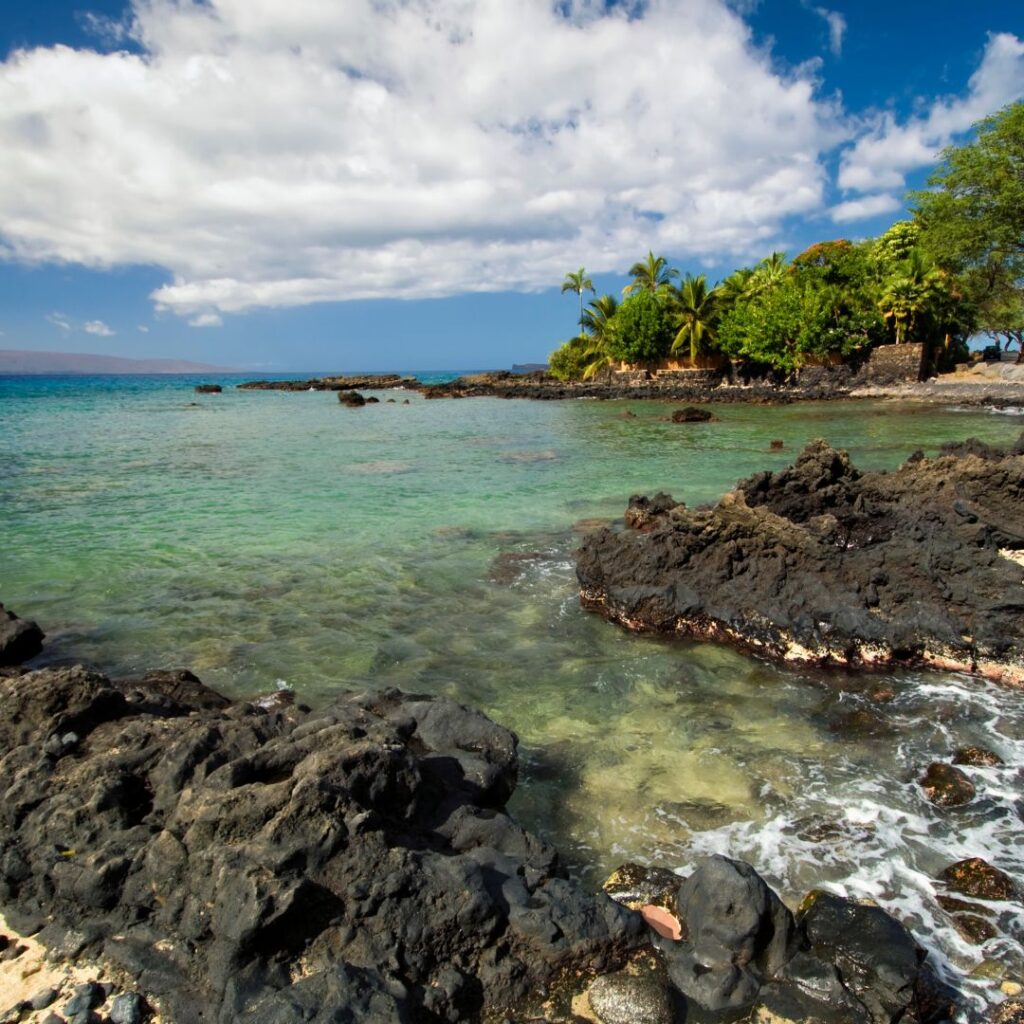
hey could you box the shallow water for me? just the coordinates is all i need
[2,374,1023,1015]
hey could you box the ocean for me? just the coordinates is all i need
[2,371,1023,1010]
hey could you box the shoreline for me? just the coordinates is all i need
[234,368,1024,408]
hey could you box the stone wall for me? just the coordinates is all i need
[861,343,926,386]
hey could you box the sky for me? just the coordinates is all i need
[0,1,1022,371]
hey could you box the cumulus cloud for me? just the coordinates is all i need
[829,192,901,224]
[188,313,223,328]
[0,0,840,318]
[838,32,1024,195]
[0,4,1018,313]
[84,319,115,336]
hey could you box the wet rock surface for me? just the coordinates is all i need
[338,390,367,406]
[919,763,977,806]
[669,406,716,423]
[0,605,44,667]
[940,858,1021,902]
[0,666,644,1023]
[647,856,951,1023]
[577,436,1024,683]
[192,385,221,394]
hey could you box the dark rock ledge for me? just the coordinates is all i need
[0,665,641,1023]
[0,616,974,1023]
[578,434,1024,685]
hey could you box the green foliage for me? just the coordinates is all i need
[609,290,673,365]
[623,251,678,297]
[871,221,920,270]
[912,101,1024,345]
[668,274,718,360]
[718,279,807,372]
[548,336,590,380]
[580,294,620,379]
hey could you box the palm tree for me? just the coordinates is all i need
[668,274,719,361]
[715,267,755,313]
[878,249,945,344]
[580,294,619,379]
[561,268,595,336]
[748,251,788,296]
[623,251,678,297]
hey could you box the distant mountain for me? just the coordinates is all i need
[0,349,237,374]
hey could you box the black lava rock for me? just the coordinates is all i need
[0,604,44,666]
[0,667,643,1024]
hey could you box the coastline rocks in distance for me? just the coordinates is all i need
[577,434,1024,684]
[239,374,418,392]
[193,384,222,393]
[0,666,644,1023]
[0,604,44,666]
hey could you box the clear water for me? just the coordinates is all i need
[2,373,1023,1015]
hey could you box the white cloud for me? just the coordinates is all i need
[829,192,901,224]
[46,312,72,331]
[838,32,1024,195]
[0,4,1017,319]
[188,312,223,328]
[812,6,845,57]
[84,319,115,336]
[0,0,842,318]
[137,324,150,332]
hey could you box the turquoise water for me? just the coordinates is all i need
[2,373,1023,1009]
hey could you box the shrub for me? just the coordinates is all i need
[548,336,590,380]
[608,291,673,365]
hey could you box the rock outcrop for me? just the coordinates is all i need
[239,374,417,392]
[0,667,643,1023]
[578,435,1024,684]
[0,604,44,667]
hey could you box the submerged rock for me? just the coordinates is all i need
[193,384,222,393]
[0,667,643,1023]
[940,858,1021,902]
[577,436,1024,684]
[338,390,367,406]
[953,746,1004,767]
[670,406,716,423]
[0,604,44,666]
[919,762,976,806]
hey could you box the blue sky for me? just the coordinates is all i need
[0,0,1022,371]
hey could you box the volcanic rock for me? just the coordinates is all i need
[940,858,1020,902]
[601,863,682,912]
[919,763,976,806]
[577,436,1024,683]
[193,384,222,394]
[587,970,674,1024]
[0,667,643,1023]
[624,493,679,531]
[670,406,716,423]
[0,605,44,666]
[953,746,1004,767]
[338,390,367,406]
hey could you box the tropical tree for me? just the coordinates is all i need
[668,274,719,361]
[580,294,620,379]
[623,251,678,297]
[561,267,595,336]
[747,251,788,296]
[912,101,1024,349]
[878,249,947,344]
[609,290,673,365]
[715,267,755,313]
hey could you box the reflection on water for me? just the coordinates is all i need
[2,376,1023,1015]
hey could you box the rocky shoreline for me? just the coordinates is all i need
[577,434,1024,684]
[233,365,1024,408]
[4,607,1019,1022]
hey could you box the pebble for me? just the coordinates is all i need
[108,993,144,1024]
[30,989,60,1011]
[588,971,673,1024]
[63,983,102,1017]
[1004,982,1024,997]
